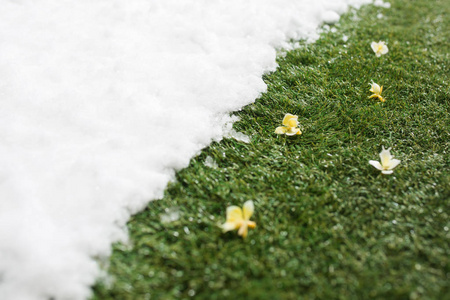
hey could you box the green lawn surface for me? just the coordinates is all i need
[93,0,449,299]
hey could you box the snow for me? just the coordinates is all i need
[322,11,341,24]
[374,0,391,8]
[204,156,219,169]
[0,0,373,299]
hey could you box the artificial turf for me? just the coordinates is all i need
[92,0,449,299]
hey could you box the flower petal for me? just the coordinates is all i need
[370,82,381,94]
[371,41,378,52]
[381,170,394,175]
[243,200,254,220]
[286,128,301,136]
[282,114,297,127]
[237,222,248,238]
[379,147,392,167]
[247,221,256,229]
[388,159,401,170]
[275,126,287,134]
[221,221,240,232]
[287,118,299,128]
[226,206,243,223]
[369,160,383,171]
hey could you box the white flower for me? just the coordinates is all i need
[371,41,389,57]
[369,146,401,174]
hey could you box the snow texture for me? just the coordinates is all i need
[0,0,372,299]
[374,0,391,8]
[204,156,219,169]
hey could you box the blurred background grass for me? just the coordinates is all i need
[93,0,449,299]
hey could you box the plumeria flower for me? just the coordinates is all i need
[369,146,401,174]
[275,113,302,136]
[221,200,256,238]
[371,41,389,57]
[369,82,385,102]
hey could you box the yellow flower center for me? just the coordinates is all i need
[287,119,297,128]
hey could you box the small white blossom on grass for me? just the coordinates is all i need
[371,41,389,57]
[221,200,256,238]
[369,146,401,174]
[275,113,302,136]
[369,82,385,102]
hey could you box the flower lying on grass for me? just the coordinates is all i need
[275,113,302,136]
[369,146,401,174]
[369,82,385,102]
[221,200,256,238]
[371,41,389,57]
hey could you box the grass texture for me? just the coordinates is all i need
[93,0,449,299]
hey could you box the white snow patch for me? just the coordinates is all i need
[222,115,251,143]
[160,207,181,224]
[374,0,391,8]
[227,129,252,144]
[204,156,219,169]
[322,11,341,24]
[0,0,372,299]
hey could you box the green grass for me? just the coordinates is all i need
[92,0,449,299]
